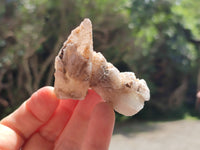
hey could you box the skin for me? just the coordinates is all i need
[0,86,115,150]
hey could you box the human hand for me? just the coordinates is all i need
[0,86,115,150]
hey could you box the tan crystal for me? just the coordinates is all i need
[54,18,150,116]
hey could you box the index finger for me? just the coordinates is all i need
[0,86,59,149]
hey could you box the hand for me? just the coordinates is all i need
[0,86,115,150]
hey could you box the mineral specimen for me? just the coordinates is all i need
[54,19,150,116]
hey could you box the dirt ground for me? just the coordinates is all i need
[109,119,200,150]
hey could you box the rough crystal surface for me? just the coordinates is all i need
[54,18,150,116]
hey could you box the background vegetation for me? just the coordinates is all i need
[0,0,200,121]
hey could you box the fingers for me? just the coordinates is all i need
[22,100,78,150]
[22,133,54,150]
[26,86,59,122]
[0,87,115,150]
[82,102,115,150]
[0,124,24,150]
[0,86,59,149]
[36,99,78,141]
[55,89,103,150]
[23,99,78,150]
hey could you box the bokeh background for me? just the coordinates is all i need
[0,0,200,149]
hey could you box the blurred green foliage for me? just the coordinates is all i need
[0,0,200,120]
